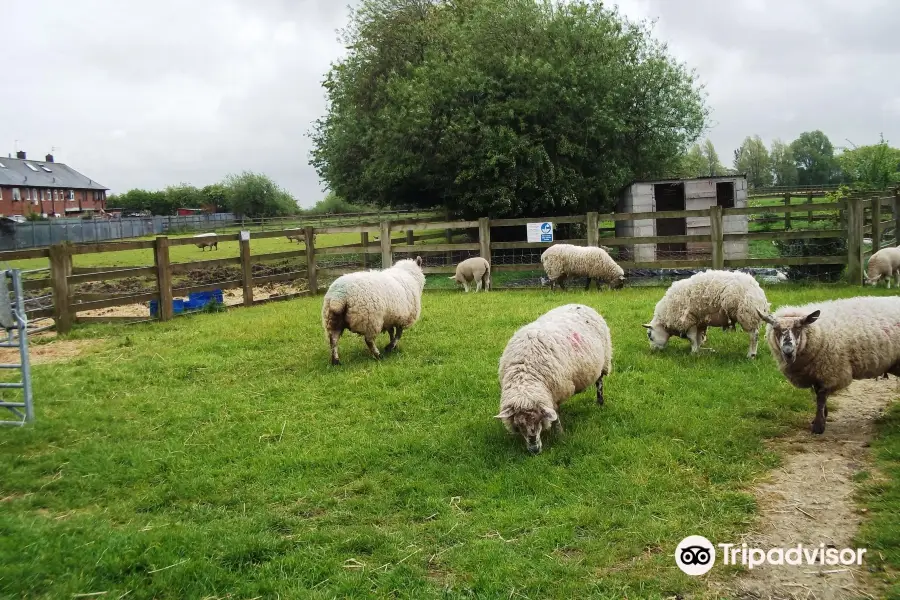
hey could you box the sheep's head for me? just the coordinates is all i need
[495,406,557,455]
[643,320,670,350]
[757,308,820,364]
[611,275,626,290]
[864,275,879,286]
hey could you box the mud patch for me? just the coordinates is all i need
[725,378,897,600]
[0,338,103,365]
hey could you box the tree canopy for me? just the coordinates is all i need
[790,130,836,186]
[837,135,900,189]
[733,135,772,188]
[310,0,708,218]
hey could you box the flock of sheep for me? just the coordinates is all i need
[321,242,900,453]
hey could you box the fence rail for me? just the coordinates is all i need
[2,189,895,333]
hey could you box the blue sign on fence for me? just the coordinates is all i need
[527,221,554,243]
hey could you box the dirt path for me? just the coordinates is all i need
[727,378,897,600]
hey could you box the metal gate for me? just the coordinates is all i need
[0,269,34,426]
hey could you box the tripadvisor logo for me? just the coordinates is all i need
[675,535,868,576]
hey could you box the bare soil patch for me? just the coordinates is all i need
[0,338,102,366]
[725,378,897,600]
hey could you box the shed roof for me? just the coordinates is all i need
[620,174,746,192]
[0,157,108,190]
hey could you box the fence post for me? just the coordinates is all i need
[240,234,254,306]
[586,212,599,247]
[846,196,864,285]
[709,205,725,270]
[478,217,491,264]
[380,221,392,268]
[872,196,882,253]
[154,236,174,321]
[48,244,72,334]
[783,193,792,230]
[807,192,814,226]
[360,232,369,268]
[894,189,900,245]
[305,226,318,294]
[406,229,414,245]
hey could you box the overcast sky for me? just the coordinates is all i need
[3,0,897,205]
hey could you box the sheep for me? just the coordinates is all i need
[495,303,612,454]
[643,270,769,358]
[540,243,625,291]
[193,233,218,251]
[286,232,315,245]
[321,256,425,365]
[865,246,900,288]
[449,257,491,292]
[758,296,900,434]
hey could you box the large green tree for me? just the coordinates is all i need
[733,135,772,188]
[701,139,724,176]
[790,130,836,185]
[310,0,708,217]
[837,135,900,189]
[769,138,798,187]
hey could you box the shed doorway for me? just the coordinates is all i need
[654,183,686,255]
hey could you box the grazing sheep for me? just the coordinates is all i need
[449,257,491,292]
[758,296,900,434]
[193,233,218,251]
[322,256,425,365]
[286,233,303,244]
[865,247,900,288]
[643,270,769,358]
[540,244,625,291]
[496,304,612,455]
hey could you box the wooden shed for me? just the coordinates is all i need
[615,175,749,262]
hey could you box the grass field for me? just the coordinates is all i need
[1,285,897,598]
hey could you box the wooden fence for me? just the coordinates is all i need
[1,189,897,335]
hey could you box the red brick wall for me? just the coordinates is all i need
[0,186,106,217]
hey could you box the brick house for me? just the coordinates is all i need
[0,151,108,218]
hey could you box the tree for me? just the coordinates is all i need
[306,192,374,214]
[165,184,206,213]
[201,183,229,212]
[109,188,168,214]
[223,172,298,217]
[678,144,706,178]
[701,139,723,176]
[790,130,836,185]
[836,135,900,189]
[310,0,708,218]
[733,135,772,188]
[769,139,797,187]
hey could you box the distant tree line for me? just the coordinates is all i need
[679,131,900,190]
[108,172,375,218]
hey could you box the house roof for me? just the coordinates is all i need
[0,156,108,190]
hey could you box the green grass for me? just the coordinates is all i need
[1,285,898,599]
[857,404,900,596]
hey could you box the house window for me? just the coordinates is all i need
[25,163,38,172]
[31,190,38,205]
[68,189,75,201]
[12,188,21,201]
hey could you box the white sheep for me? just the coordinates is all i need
[322,256,425,365]
[193,232,218,251]
[495,303,612,454]
[449,257,491,292]
[540,244,625,291]
[758,296,900,434]
[865,246,900,288]
[643,270,770,358]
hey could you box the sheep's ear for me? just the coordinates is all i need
[801,310,820,327]
[494,407,514,420]
[542,407,558,423]
[415,256,423,267]
[642,323,652,329]
[756,308,777,326]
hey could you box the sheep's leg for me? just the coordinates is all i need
[548,278,556,291]
[686,326,703,354]
[558,275,567,291]
[483,274,491,291]
[698,326,708,347]
[811,386,828,434]
[365,335,382,360]
[475,278,483,292]
[596,374,605,406]
[385,326,403,353]
[328,329,342,366]
[747,329,759,359]
[462,281,469,293]
[584,277,592,291]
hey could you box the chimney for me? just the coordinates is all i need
[45,153,54,163]
[16,151,26,160]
